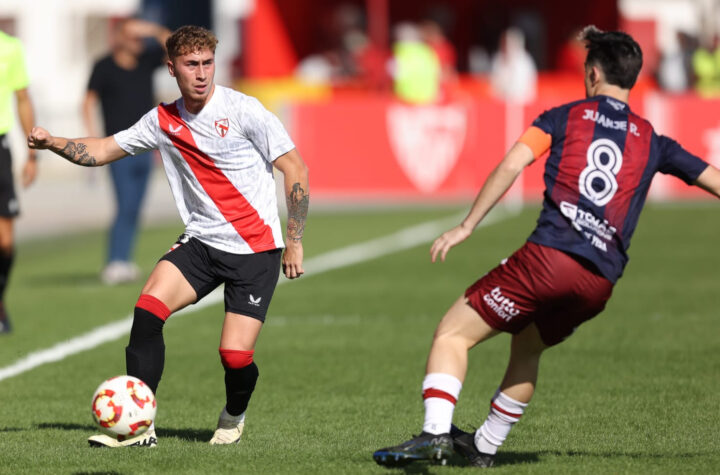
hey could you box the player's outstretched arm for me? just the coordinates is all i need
[431,141,535,263]
[694,164,720,199]
[274,148,309,279]
[27,127,127,167]
[15,88,38,187]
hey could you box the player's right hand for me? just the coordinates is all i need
[27,127,53,150]
[430,224,473,263]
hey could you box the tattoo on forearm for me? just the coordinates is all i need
[59,141,97,167]
[286,182,309,242]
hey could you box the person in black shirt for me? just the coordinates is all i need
[83,18,170,284]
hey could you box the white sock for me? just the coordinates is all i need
[221,406,245,423]
[476,391,527,454]
[422,373,462,435]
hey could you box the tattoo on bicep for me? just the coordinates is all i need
[286,182,309,242]
[59,141,97,167]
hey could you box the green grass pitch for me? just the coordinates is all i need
[0,204,718,474]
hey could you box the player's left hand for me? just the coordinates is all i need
[430,224,473,263]
[22,156,38,188]
[282,241,304,279]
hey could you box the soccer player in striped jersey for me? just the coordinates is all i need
[374,26,720,468]
[28,26,309,448]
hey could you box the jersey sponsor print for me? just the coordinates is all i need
[527,95,708,282]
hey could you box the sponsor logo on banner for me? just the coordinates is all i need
[386,103,467,192]
[215,118,229,137]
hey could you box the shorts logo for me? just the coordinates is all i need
[248,294,262,307]
[166,234,190,254]
[483,286,521,322]
[215,118,229,137]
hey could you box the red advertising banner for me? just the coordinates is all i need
[289,93,720,202]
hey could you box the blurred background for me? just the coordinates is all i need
[1,0,720,240]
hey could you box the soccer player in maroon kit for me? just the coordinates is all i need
[374,26,720,468]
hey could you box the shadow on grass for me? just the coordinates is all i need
[36,422,214,444]
[157,427,215,443]
[378,449,708,473]
[38,422,96,431]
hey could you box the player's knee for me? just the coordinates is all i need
[136,294,171,322]
[219,348,254,369]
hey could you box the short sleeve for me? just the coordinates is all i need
[657,135,709,184]
[114,108,159,155]
[531,107,558,137]
[240,96,295,162]
[8,39,29,91]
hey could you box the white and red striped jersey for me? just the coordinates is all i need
[114,85,295,255]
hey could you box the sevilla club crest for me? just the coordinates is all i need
[214,118,229,137]
[386,103,467,193]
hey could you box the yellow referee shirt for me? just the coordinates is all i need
[0,31,29,135]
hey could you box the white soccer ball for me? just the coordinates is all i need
[91,375,157,440]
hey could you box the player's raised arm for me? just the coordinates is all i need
[273,148,309,279]
[27,127,127,167]
[693,164,720,198]
[430,140,536,263]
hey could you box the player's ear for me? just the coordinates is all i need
[589,65,600,84]
[167,60,175,77]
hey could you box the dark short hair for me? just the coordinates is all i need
[580,25,643,89]
[166,25,218,60]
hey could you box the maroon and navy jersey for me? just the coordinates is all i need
[527,95,708,283]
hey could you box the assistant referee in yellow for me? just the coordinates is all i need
[0,29,38,334]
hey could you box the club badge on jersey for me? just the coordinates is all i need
[214,118,229,137]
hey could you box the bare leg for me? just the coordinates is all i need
[140,260,197,312]
[126,260,197,393]
[426,296,500,381]
[220,312,263,351]
[473,323,549,456]
[499,323,548,403]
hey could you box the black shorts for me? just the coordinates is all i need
[160,234,282,321]
[0,135,19,218]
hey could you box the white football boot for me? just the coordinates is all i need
[88,428,157,448]
[209,407,245,445]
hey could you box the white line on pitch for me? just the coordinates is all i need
[0,208,515,383]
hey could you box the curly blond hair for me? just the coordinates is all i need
[166,25,218,59]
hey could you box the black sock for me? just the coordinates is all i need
[224,362,259,416]
[126,307,166,394]
[0,249,15,301]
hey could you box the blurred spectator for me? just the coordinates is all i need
[692,36,720,97]
[468,45,491,74]
[83,18,170,285]
[0,30,38,334]
[391,22,441,104]
[490,27,537,103]
[658,31,697,93]
[346,29,392,91]
[421,20,457,83]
